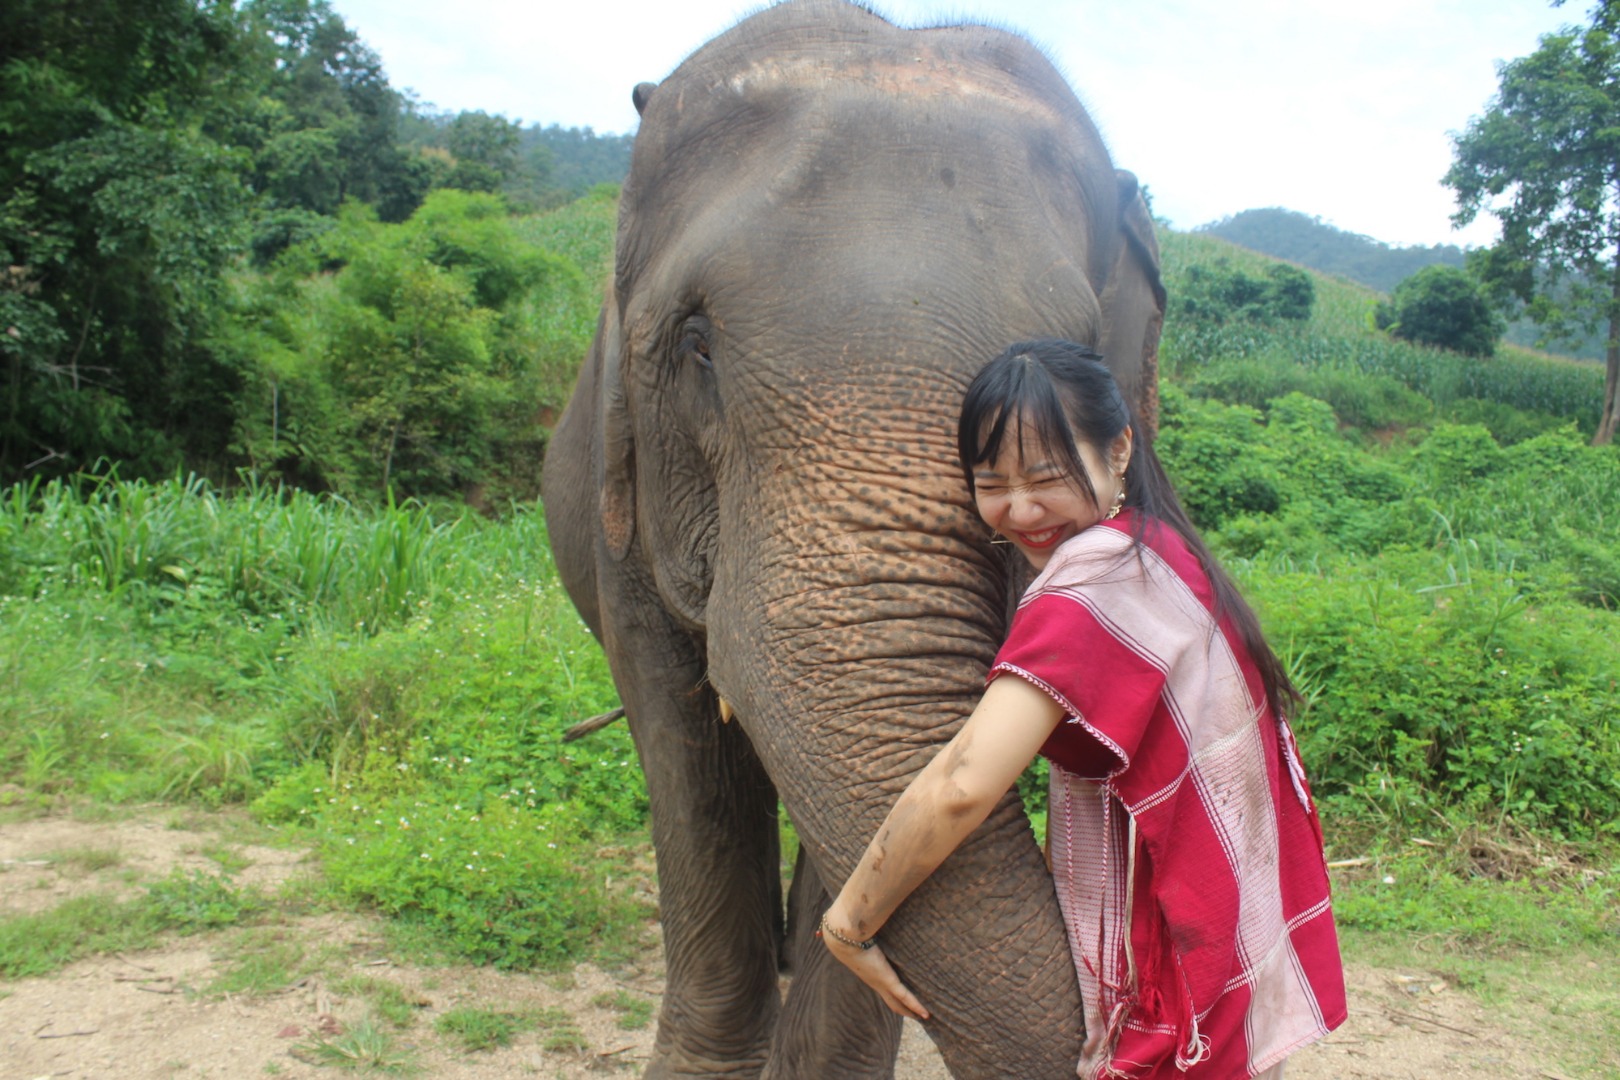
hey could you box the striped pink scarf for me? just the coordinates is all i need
[989,514,1345,1078]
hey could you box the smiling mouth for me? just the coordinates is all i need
[1015,527,1064,549]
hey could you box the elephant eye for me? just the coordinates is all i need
[677,319,714,372]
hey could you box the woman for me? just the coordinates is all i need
[822,341,1345,1079]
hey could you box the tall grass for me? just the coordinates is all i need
[1,472,543,802]
[0,472,464,636]
[0,469,645,968]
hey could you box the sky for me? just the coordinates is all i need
[328,0,1583,249]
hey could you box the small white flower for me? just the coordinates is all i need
[1382,875,1396,885]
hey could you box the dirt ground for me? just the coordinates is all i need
[0,809,1608,1080]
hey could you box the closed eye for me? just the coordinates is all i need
[676,314,715,372]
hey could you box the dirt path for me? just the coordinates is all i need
[0,809,1608,1079]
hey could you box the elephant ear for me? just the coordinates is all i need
[1097,169,1167,438]
[596,303,636,562]
[632,81,657,116]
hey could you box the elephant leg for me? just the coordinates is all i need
[763,845,902,1079]
[607,611,784,1078]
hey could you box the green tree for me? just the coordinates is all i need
[221,190,590,497]
[443,111,522,194]
[1374,265,1504,357]
[1445,3,1620,443]
[1174,259,1314,325]
[242,0,429,229]
[0,0,254,480]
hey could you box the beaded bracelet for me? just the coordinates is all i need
[817,914,876,950]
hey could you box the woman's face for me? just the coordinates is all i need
[972,416,1128,571]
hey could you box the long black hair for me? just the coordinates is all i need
[957,339,1299,719]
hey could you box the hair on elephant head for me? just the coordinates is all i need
[542,1,1164,1076]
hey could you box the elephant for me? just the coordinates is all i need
[540,1,1165,1076]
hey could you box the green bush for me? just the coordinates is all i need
[1410,423,1503,488]
[1440,397,1569,445]
[1175,258,1315,326]
[218,189,600,500]
[1155,388,1283,529]
[1180,359,1433,432]
[143,869,267,932]
[1248,552,1620,837]
[1376,265,1504,357]
[319,792,645,970]
[1160,388,1419,554]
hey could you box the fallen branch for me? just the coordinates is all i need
[1382,1007,1480,1039]
[563,706,626,743]
[35,1026,100,1039]
[1326,857,1370,868]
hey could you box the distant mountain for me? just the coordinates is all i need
[1198,207,1603,361]
[1196,208,1466,294]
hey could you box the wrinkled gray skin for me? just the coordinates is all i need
[541,2,1164,1076]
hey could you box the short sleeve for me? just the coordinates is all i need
[988,591,1167,779]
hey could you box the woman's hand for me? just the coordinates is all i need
[819,676,1064,1024]
[820,917,930,1021]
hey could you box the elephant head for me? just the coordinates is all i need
[543,2,1164,1076]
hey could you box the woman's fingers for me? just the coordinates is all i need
[825,940,931,1021]
[882,975,930,1022]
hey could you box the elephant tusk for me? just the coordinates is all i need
[718,697,735,724]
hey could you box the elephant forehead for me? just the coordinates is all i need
[718,50,1073,125]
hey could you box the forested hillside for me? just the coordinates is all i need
[0,0,629,493]
[1199,208,1467,293]
[1199,209,1607,360]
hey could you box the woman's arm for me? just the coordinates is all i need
[821,673,1066,1019]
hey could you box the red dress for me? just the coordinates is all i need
[989,512,1346,1079]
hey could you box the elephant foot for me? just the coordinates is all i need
[641,1047,769,1080]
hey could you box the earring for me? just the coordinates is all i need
[1104,478,1126,521]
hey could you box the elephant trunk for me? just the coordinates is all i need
[706,447,1084,1077]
